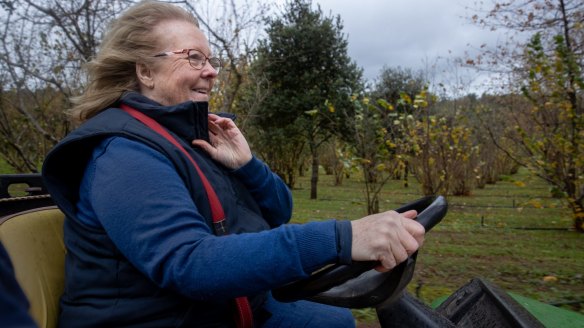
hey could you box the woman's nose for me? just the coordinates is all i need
[200,61,219,77]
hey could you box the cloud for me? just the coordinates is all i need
[314,0,497,90]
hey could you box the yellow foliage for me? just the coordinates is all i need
[514,181,526,187]
[400,93,412,104]
[543,275,558,283]
[529,199,543,208]
[327,103,335,113]
[413,94,428,108]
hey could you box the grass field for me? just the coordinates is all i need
[289,168,583,325]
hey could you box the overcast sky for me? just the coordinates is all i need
[304,0,506,93]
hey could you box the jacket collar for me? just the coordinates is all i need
[119,92,210,143]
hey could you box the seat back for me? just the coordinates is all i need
[0,206,66,328]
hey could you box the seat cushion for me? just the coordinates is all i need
[0,207,66,328]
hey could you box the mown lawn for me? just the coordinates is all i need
[289,168,583,325]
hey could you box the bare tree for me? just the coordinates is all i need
[181,0,270,120]
[0,0,274,172]
[0,0,133,172]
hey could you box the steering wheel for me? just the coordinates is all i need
[272,196,448,308]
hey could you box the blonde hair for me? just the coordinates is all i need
[69,0,199,123]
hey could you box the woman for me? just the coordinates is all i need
[42,1,425,327]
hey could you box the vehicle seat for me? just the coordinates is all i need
[0,206,66,328]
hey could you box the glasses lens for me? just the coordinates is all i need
[208,57,222,70]
[186,50,204,68]
[187,49,221,71]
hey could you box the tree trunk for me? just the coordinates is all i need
[367,197,379,215]
[310,154,318,199]
[403,160,409,188]
[569,199,584,233]
[574,213,583,233]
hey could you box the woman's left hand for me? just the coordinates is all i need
[192,114,252,169]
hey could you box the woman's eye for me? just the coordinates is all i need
[189,54,204,62]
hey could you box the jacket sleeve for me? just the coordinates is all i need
[231,156,293,227]
[83,137,346,301]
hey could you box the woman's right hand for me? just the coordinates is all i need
[350,210,425,272]
[192,114,253,170]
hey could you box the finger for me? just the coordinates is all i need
[377,242,410,271]
[403,219,425,249]
[400,209,417,219]
[401,232,421,256]
[404,219,425,237]
[208,113,221,121]
[208,114,232,126]
[208,114,233,128]
[207,114,229,131]
[207,120,223,136]
[192,139,215,154]
[379,254,397,271]
[393,241,410,263]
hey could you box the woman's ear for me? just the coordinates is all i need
[136,62,154,89]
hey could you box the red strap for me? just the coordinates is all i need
[235,297,254,328]
[120,104,253,328]
[120,104,225,224]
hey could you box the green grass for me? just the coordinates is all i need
[289,168,583,325]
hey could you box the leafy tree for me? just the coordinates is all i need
[251,0,362,198]
[250,124,307,188]
[348,96,409,214]
[371,66,426,113]
[319,136,352,186]
[368,66,427,183]
[510,33,582,231]
[471,0,584,231]
[390,90,479,197]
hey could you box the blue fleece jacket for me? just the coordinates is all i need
[73,120,352,301]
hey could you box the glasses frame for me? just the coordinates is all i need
[153,48,222,71]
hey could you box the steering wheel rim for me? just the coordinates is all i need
[272,196,448,308]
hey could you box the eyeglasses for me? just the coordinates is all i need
[153,49,222,71]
